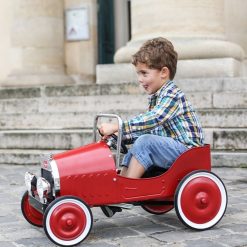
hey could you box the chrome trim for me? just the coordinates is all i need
[93,114,123,168]
[24,172,36,193]
[50,159,60,194]
[37,177,51,203]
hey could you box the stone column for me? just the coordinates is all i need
[225,0,247,76]
[0,0,73,87]
[114,0,245,78]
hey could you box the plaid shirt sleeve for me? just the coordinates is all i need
[122,95,179,142]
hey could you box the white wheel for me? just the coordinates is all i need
[175,171,227,230]
[44,196,93,246]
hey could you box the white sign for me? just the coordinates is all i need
[66,8,89,41]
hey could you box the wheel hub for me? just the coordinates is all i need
[195,192,209,209]
[66,219,73,227]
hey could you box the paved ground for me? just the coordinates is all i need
[0,164,247,247]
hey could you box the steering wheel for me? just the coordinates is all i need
[109,134,128,154]
[98,130,128,154]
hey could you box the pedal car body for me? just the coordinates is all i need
[21,114,227,246]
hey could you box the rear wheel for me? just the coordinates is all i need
[21,191,43,227]
[44,196,93,246]
[142,204,173,215]
[175,171,227,230]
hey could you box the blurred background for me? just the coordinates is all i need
[0,0,246,168]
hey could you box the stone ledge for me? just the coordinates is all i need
[0,92,246,115]
[0,129,92,150]
[0,87,41,99]
[0,128,246,150]
[204,128,247,150]
[0,93,212,114]
[46,77,247,96]
[213,92,247,108]
[97,59,244,84]
[0,149,62,165]
[0,109,246,130]
[213,129,247,150]
[176,58,242,79]
[0,149,246,168]
[0,77,246,99]
[212,151,247,168]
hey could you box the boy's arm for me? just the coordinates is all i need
[122,95,179,141]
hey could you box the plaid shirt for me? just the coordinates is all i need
[122,80,204,148]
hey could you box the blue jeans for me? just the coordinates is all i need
[122,134,188,170]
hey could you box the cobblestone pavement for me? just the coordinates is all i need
[0,164,247,247]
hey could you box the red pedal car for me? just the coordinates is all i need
[21,114,228,246]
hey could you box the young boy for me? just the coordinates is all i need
[99,37,204,179]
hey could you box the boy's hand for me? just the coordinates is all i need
[99,123,118,138]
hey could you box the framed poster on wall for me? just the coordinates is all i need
[65,7,89,41]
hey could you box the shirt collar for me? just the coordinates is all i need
[149,80,173,100]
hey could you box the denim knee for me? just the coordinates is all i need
[132,134,153,150]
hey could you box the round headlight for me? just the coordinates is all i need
[24,172,35,192]
[37,177,51,200]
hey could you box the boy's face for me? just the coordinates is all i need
[135,63,169,95]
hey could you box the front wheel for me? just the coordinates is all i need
[175,170,227,230]
[21,191,43,227]
[44,196,93,246]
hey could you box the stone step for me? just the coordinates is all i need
[1,94,247,118]
[0,129,92,150]
[0,149,61,166]
[44,77,247,94]
[204,128,247,150]
[0,109,246,130]
[0,128,246,150]
[212,151,247,168]
[0,90,246,115]
[0,148,246,168]
[0,78,246,101]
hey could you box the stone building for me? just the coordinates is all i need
[0,0,246,167]
[0,0,246,86]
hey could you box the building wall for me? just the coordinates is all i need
[0,1,14,82]
[0,0,72,87]
[64,0,98,83]
[0,0,246,87]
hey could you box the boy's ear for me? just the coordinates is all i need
[160,66,170,79]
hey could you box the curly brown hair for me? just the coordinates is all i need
[132,37,178,80]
